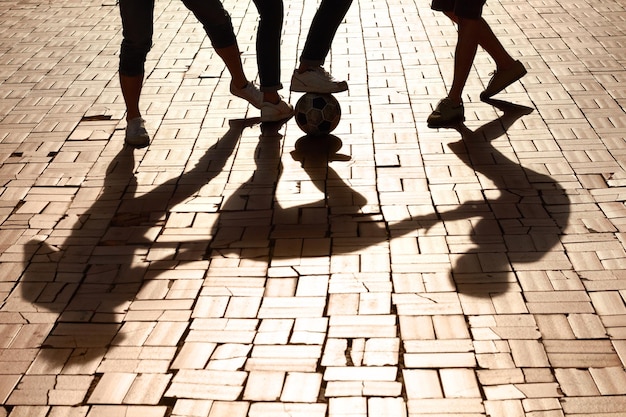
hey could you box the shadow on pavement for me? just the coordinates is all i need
[16,100,570,369]
[437,99,571,296]
[17,118,259,368]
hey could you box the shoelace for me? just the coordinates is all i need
[315,67,336,81]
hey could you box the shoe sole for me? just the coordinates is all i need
[261,112,294,122]
[125,136,150,148]
[290,79,348,94]
[427,115,465,128]
[232,93,263,109]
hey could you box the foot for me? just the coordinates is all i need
[261,96,294,122]
[125,117,150,148]
[427,98,464,128]
[480,60,527,100]
[230,81,264,109]
[290,67,348,93]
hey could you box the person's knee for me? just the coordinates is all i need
[180,0,236,48]
[119,38,151,76]
[205,10,237,49]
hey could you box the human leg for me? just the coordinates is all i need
[454,13,526,100]
[250,0,293,121]
[427,0,480,127]
[181,0,264,108]
[447,16,480,105]
[290,0,352,93]
[434,0,526,100]
[119,0,154,146]
[427,14,480,127]
[119,75,143,122]
[251,0,283,100]
[477,17,526,100]
[298,0,352,67]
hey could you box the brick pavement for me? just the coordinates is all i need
[1,0,626,416]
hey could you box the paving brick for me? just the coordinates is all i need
[588,366,626,395]
[561,396,626,415]
[404,352,477,368]
[543,340,620,368]
[403,369,442,399]
[483,399,525,417]
[368,398,407,417]
[279,372,322,402]
[172,342,216,369]
[3,0,626,414]
[508,340,550,368]
[86,405,168,417]
[567,313,608,338]
[242,371,285,401]
[406,398,484,415]
[248,403,326,417]
[165,370,246,401]
[87,373,136,404]
[324,366,397,382]
[204,402,250,417]
[440,368,481,398]
[171,399,213,417]
[257,296,327,318]
[123,373,172,404]
[329,396,367,417]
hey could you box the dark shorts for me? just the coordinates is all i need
[431,0,486,19]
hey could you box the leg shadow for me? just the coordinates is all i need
[16,118,259,369]
[206,126,383,259]
[436,99,571,295]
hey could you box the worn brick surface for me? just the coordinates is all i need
[2,0,626,416]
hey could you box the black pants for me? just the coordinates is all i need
[300,0,353,66]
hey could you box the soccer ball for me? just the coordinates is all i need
[294,93,341,135]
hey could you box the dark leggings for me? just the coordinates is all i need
[300,0,353,66]
[119,0,237,77]
[252,0,283,91]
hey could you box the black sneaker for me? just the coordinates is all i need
[480,60,527,100]
[427,98,464,128]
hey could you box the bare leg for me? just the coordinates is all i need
[262,91,281,104]
[473,17,516,70]
[216,44,281,104]
[444,12,516,72]
[215,44,248,90]
[447,17,480,105]
[215,44,280,104]
[120,73,143,121]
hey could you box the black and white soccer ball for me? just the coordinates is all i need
[294,93,341,136]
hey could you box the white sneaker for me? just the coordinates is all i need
[125,117,150,148]
[230,81,264,109]
[261,98,294,122]
[290,67,348,93]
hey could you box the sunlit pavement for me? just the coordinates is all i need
[1,0,626,416]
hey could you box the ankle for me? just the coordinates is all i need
[446,97,462,107]
[297,64,316,73]
[497,59,517,71]
[264,92,280,104]
[232,80,248,90]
